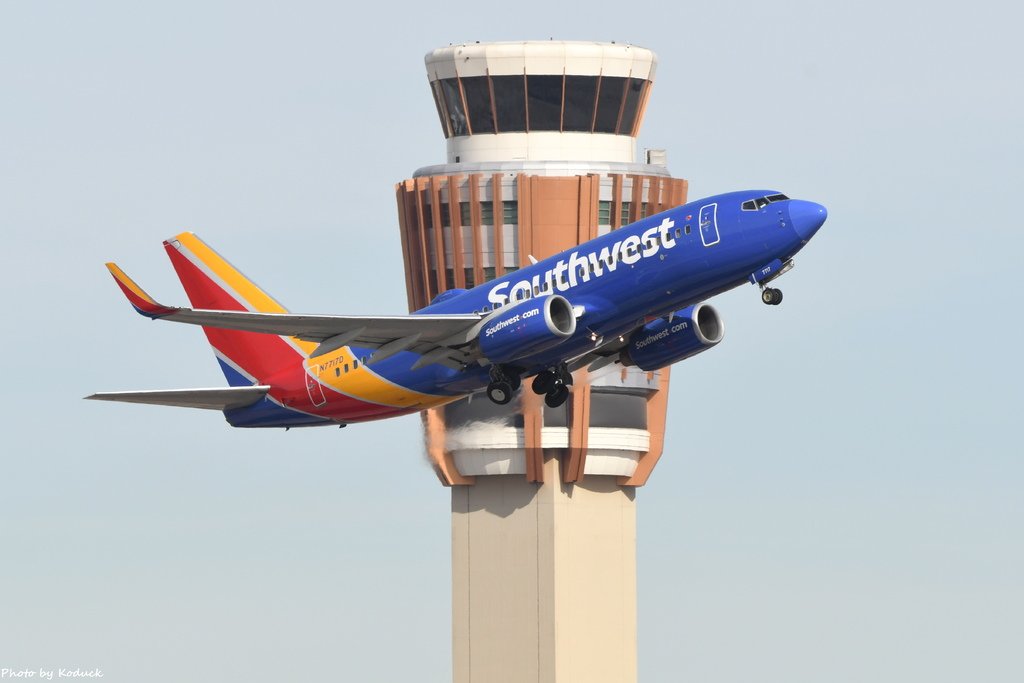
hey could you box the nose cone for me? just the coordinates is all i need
[788,200,828,243]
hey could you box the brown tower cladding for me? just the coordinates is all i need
[395,41,687,486]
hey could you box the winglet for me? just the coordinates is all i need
[105,263,177,319]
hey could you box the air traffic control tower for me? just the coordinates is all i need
[394,41,687,683]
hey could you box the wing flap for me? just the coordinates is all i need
[85,386,271,411]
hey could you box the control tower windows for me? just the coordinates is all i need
[430,81,451,137]
[590,392,647,429]
[526,75,563,131]
[503,200,518,224]
[439,79,469,136]
[492,75,527,132]
[563,75,598,131]
[618,78,646,135]
[462,76,495,134]
[480,202,493,225]
[594,76,627,133]
[431,75,651,138]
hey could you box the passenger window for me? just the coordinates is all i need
[353,359,359,369]
[344,363,349,373]
[685,225,691,235]
[335,368,341,377]
[674,227,682,238]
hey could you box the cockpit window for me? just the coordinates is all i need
[743,194,790,211]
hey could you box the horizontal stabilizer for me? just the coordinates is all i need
[85,386,271,411]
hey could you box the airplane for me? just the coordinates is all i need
[86,190,828,428]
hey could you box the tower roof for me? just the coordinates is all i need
[424,41,659,164]
[425,41,656,81]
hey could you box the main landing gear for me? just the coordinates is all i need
[531,363,572,408]
[485,363,573,408]
[753,258,794,306]
[486,365,521,405]
[761,287,783,306]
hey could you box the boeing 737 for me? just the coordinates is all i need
[87,190,828,427]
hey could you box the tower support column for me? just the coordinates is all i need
[452,455,637,683]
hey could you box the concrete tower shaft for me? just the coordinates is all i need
[394,41,687,683]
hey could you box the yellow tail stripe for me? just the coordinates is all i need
[173,232,288,314]
[106,263,157,303]
[171,232,319,356]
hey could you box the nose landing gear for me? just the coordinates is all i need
[751,259,793,306]
[761,287,783,306]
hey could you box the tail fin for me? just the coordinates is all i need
[163,232,314,385]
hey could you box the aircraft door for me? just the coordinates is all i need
[699,203,720,247]
[304,365,328,407]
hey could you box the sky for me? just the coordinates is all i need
[2,1,1021,681]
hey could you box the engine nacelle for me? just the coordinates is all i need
[620,303,724,371]
[478,295,577,364]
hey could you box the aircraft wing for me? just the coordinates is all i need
[106,263,485,364]
[85,386,271,410]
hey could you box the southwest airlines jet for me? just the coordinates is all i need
[88,191,828,428]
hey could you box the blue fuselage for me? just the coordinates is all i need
[348,190,827,397]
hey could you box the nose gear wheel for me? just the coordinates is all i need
[761,287,783,305]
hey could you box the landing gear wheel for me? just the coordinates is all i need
[544,383,570,408]
[532,371,557,395]
[557,362,573,386]
[489,365,521,394]
[761,288,783,305]
[487,381,514,405]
